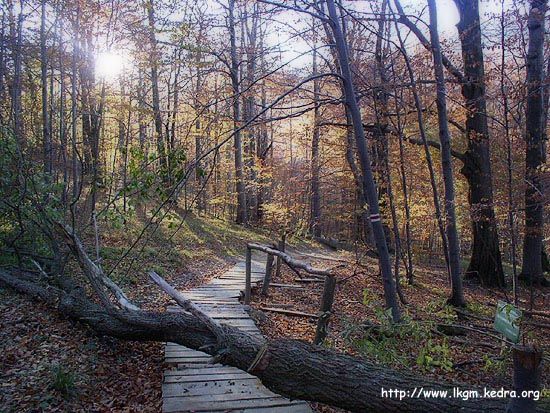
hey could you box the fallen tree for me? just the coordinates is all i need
[0,226,542,412]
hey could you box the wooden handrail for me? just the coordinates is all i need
[247,242,331,277]
[244,242,336,346]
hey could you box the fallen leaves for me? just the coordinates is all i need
[0,289,162,412]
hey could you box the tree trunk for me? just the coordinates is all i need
[500,1,519,302]
[428,0,465,307]
[243,5,259,223]
[393,14,451,283]
[40,0,52,177]
[310,30,322,238]
[454,0,505,287]
[228,0,248,225]
[58,16,68,205]
[388,60,414,283]
[506,346,543,413]
[372,0,393,252]
[256,37,269,221]
[520,0,548,286]
[395,0,505,287]
[325,0,401,322]
[147,0,167,177]
[313,275,336,344]
[71,8,80,201]
[11,4,23,151]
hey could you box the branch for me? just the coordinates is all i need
[257,0,329,22]
[404,136,466,163]
[148,270,225,340]
[55,223,140,312]
[248,243,331,277]
[393,0,465,84]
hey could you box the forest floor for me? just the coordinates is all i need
[249,249,550,413]
[1,212,549,412]
[0,212,275,413]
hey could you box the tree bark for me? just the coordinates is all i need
[372,0,393,251]
[453,0,505,287]
[11,3,23,151]
[392,12,451,282]
[70,7,80,201]
[428,0,465,307]
[147,0,168,177]
[228,0,248,225]
[520,0,548,286]
[395,0,505,287]
[506,345,543,413]
[325,0,401,322]
[313,274,336,344]
[388,60,414,283]
[310,28,322,238]
[40,0,52,177]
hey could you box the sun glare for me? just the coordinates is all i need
[95,51,126,79]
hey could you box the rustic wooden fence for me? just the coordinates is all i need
[244,242,336,345]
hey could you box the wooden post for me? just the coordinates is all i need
[506,345,543,413]
[275,233,286,278]
[314,275,336,345]
[261,253,274,296]
[245,246,252,304]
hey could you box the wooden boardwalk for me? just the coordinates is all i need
[163,250,313,413]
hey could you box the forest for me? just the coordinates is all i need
[0,0,548,412]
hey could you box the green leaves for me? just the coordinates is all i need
[416,339,453,372]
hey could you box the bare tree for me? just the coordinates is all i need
[395,0,505,287]
[147,0,168,176]
[310,21,322,238]
[40,0,52,176]
[427,0,465,307]
[228,0,248,225]
[325,0,401,322]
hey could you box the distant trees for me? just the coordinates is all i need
[0,0,547,309]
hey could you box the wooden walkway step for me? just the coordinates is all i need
[162,250,312,412]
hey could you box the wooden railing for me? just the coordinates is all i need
[245,242,336,345]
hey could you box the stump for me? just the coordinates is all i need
[506,345,543,413]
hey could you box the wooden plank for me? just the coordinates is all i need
[174,363,229,369]
[267,283,306,289]
[164,367,250,377]
[165,355,210,361]
[259,307,318,318]
[164,373,255,384]
[163,380,267,398]
[166,359,211,365]
[230,404,312,413]
[164,389,278,402]
[200,310,248,314]
[185,290,241,296]
[164,395,305,413]
[193,285,244,290]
